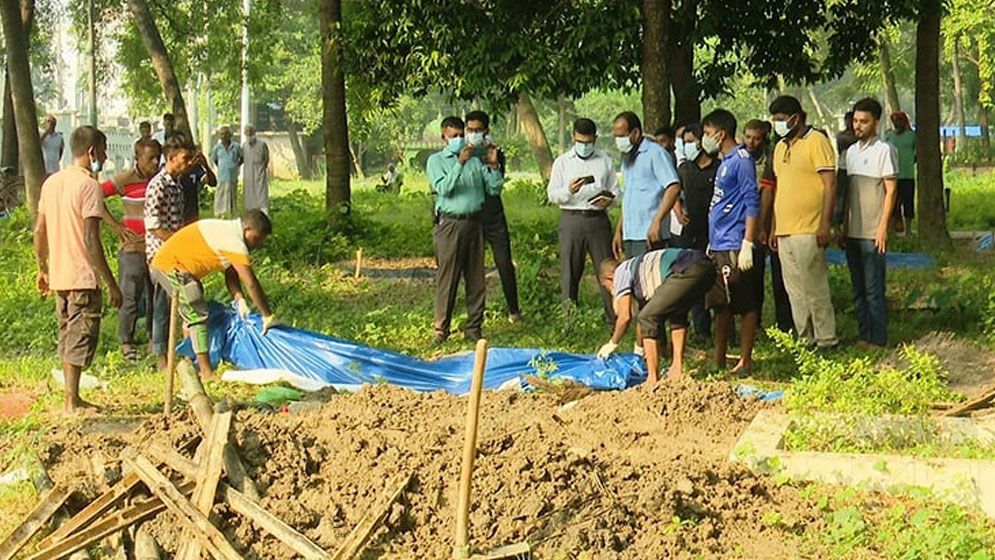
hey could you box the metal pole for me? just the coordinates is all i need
[87,0,97,126]
[239,0,251,140]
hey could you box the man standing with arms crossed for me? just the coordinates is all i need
[427,116,504,344]
[34,126,123,414]
[845,98,898,348]
[211,127,243,218]
[768,96,838,348]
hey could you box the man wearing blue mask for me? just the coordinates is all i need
[426,116,504,344]
[465,111,521,323]
[547,118,618,324]
[611,111,681,261]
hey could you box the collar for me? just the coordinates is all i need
[856,135,881,150]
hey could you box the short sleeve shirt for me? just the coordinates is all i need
[709,145,760,251]
[772,128,836,236]
[612,249,686,306]
[38,166,105,290]
[845,138,898,239]
[620,139,679,241]
[211,142,242,184]
[152,219,250,279]
[884,129,916,180]
[41,133,64,174]
[677,159,718,240]
[144,168,186,263]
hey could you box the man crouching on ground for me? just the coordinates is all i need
[150,209,278,380]
[597,249,716,382]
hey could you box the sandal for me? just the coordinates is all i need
[122,344,140,361]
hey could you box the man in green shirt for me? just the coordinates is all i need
[884,112,916,235]
[427,116,504,343]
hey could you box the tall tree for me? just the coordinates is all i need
[915,0,949,244]
[0,0,43,216]
[951,34,967,149]
[126,0,191,137]
[320,0,350,216]
[1,0,33,170]
[877,32,901,115]
[641,0,670,132]
[517,92,553,180]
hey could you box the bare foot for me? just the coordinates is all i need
[666,364,683,380]
[646,373,660,384]
[157,355,168,372]
[730,359,753,377]
[65,399,100,416]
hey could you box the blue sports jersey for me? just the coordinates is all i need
[708,144,759,251]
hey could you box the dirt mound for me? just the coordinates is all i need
[42,380,824,559]
[894,331,995,397]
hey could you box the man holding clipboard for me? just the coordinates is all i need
[547,118,619,324]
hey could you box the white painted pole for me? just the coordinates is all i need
[239,0,251,139]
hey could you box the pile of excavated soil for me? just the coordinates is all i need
[42,379,827,559]
[891,331,995,397]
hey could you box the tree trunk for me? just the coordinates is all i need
[915,0,950,245]
[951,35,967,151]
[1,0,34,171]
[980,106,991,159]
[320,0,350,216]
[349,142,365,179]
[127,0,191,138]
[1,0,43,217]
[878,33,901,116]
[557,95,566,155]
[286,122,312,180]
[640,0,671,132]
[516,92,553,182]
[669,14,699,125]
[806,86,829,130]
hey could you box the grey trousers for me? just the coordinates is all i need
[117,250,150,344]
[558,210,616,323]
[434,215,486,339]
[638,260,717,340]
[214,181,237,217]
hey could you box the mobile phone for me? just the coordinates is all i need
[578,175,596,185]
[587,191,615,205]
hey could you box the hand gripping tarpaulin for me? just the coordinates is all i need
[179,304,647,394]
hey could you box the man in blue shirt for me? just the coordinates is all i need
[701,109,761,375]
[611,112,681,261]
[426,116,504,344]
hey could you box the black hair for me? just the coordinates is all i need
[573,118,597,136]
[162,113,175,123]
[139,120,151,130]
[768,95,804,116]
[135,138,163,157]
[440,116,465,131]
[701,109,738,138]
[744,119,769,135]
[613,111,642,133]
[243,209,272,236]
[852,98,883,120]
[464,110,490,129]
[682,123,703,140]
[653,125,675,139]
[163,133,195,158]
[70,126,107,157]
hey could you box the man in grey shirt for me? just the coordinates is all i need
[40,115,64,175]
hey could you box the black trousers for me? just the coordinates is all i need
[638,260,717,340]
[558,210,616,323]
[769,249,794,333]
[481,195,520,315]
[433,215,486,339]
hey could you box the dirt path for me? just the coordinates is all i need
[42,379,826,559]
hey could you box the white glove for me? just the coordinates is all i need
[235,296,250,319]
[633,343,645,357]
[738,239,755,271]
[597,341,618,360]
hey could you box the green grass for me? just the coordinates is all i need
[946,169,995,231]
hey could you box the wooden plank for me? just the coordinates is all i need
[147,444,333,560]
[124,456,243,560]
[25,487,193,560]
[0,485,71,560]
[176,411,232,560]
[944,384,995,417]
[331,473,412,560]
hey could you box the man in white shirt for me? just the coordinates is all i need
[547,118,619,324]
[40,115,64,175]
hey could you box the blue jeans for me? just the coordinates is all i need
[845,238,887,346]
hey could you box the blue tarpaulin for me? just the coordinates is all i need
[179,304,647,394]
[824,249,935,270]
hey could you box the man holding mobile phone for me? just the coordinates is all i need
[547,118,619,324]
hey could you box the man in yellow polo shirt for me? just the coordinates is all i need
[767,96,838,348]
[150,209,277,379]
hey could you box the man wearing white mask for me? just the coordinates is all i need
[611,112,681,261]
[547,118,618,324]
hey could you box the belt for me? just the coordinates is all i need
[562,209,607,216]
[438,211,480,220]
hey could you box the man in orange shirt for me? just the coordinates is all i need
[150,209,277,380]
[34,126,123,414]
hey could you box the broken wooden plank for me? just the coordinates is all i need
[944,384,995,417]
[25,486,192,560]
[176,410,232,560]
[331,473,412,560]
[124,455,243,560]
[147,443,333,560]
[0,485,71,560]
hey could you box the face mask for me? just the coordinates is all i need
[701,134,721,155]
[615,136,633,153]
[674,138,684,153]
[574,142,595,159]
[466,132,485,146]
[447,136,466,153]
[773,120,790,137]
[683,142,701,162]
[89,153,102,175]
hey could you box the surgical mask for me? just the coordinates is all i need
[574,142,595,159]
[466,132,485,146]
[674,138,685,154]
[89,154,102,175]
[702,134,721,155]
[615,136,633,153]
[447,136,466,153]
[683,142,701,162]
[773,120,790,137]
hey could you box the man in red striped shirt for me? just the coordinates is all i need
[100,138,162,360]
